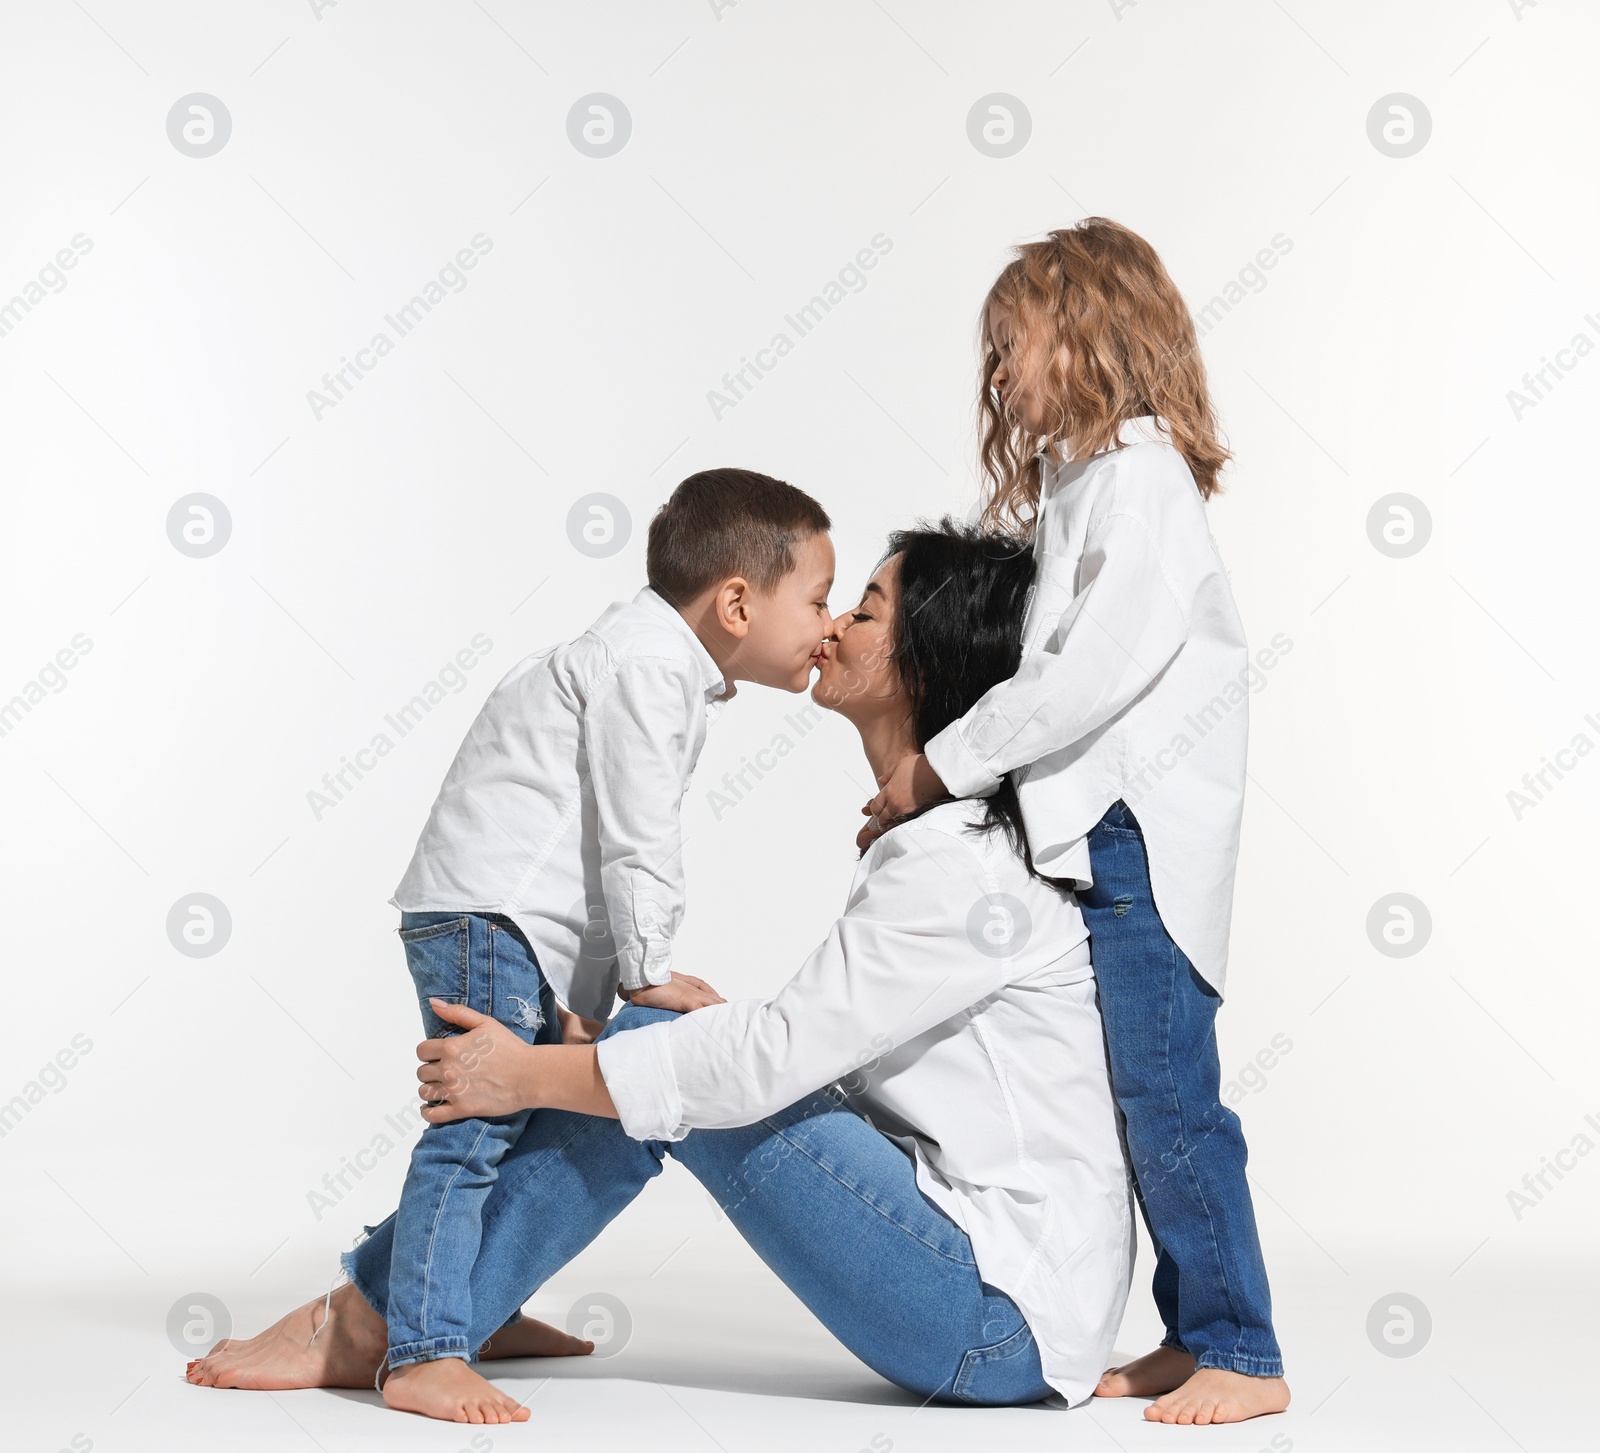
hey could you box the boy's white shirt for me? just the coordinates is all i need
[598,799,1135,1406]
[393,587,725,1019]
[923,416,1250,993]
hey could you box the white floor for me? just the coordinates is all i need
[9,1168,1591,1453]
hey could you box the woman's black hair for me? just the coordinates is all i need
[881,517,1060,888]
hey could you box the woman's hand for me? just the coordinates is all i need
[417,1000,538,1122]
[417,999,619,1122]
[859,753,947,848]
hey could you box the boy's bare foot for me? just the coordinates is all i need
[479,1318,594,1360]
[1097,1346,1289,1423]
[1096,1344,1196,1398]
[186,1284,385,1389]
[184,1282,589,1394]
[382,1356,530,1423]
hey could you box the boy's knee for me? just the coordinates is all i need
[596,1003,682,1040]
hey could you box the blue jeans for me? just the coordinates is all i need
[344,1005,1055,1405]
[1079,801,1283,1377]
[384,911,558,1367]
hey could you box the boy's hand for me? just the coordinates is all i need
[858,752,947,849]
[619,971,726,1013]
[557,1006,606,1045]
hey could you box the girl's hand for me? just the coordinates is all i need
[859,753,947,848]
[417,999,536,1122]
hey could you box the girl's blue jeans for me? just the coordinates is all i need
[344,1005,1055,1406]
[1079,800,1284,1378]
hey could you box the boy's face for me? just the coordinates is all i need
[733,531,836,692]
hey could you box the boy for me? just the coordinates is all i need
[369,468,834,1422]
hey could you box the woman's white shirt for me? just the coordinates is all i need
[597,799,1135,1404]
[923,417,1252,993]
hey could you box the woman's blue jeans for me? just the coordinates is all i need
[1079,800,1283,1377]
[344,1006,1055,1406]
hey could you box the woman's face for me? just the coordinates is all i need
[811,554,904,727]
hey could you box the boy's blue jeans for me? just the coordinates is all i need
[1079,801,1283,1378]
[344,1005,1055,1405]
[383,911,558,1368]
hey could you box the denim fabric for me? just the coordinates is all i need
[346,1005,1054,1405]
[1079,800,1283,1377]
[383,911,558,1367]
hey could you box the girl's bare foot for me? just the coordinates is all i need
[1095,1344,1196,1398]
[1097,1346,1289,1423]
[478,1318,594,1360]
[382,1357,531,1423]
[185,1284,386,1389]
[1146,1368,1289,1424]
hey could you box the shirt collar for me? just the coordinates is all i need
[634,586,728,701]
[1113,414,1164,449]
[1047,414,1165,466]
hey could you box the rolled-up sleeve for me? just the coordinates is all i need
[597,827,1023,1137]
[595,1020,687,1140]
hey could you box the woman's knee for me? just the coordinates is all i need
[595,1003,682,1041]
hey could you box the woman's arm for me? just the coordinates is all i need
[416,1000,617,1122]
[594,823,1058,1142]
[418,825,1070,1138]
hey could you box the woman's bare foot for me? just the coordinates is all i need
[382,1357,530,1423]
[1097,1346,1289,1423]
[1096,1344,1196,1398]
[186,1284,385,1389]
[1145,1367,1290,1424]
[478,1318,594,1360]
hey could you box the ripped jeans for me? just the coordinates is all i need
[384,911,558,1368]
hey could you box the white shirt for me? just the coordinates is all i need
[924,417,1250,993]
[598,799,1135,1405]
[393,588,725,1019]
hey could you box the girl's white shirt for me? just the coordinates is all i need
[598,798,1136,1405]
[924,416,1251,993]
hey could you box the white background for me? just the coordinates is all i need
[2,2,1595,1450]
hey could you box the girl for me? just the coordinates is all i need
[865,219,1290,1426]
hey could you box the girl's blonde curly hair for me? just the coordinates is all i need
[978,218,1229,533]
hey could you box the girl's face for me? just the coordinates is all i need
[988,302,1061,438]
[811,554,904,728]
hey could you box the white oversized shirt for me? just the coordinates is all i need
[393,588,725,1019]
[924,417,1250,993]
[598,800,1135,1404]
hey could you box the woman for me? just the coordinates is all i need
[189,521,1134,1416]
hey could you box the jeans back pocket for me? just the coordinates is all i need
[950,1320,1049,1405]
[399,915,472,1033]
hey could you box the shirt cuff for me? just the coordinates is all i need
[924,722,1003,799]
[615,940,674,992]
[596,1021,689,1141]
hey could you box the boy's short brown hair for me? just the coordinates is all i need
[646,468,831,606]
